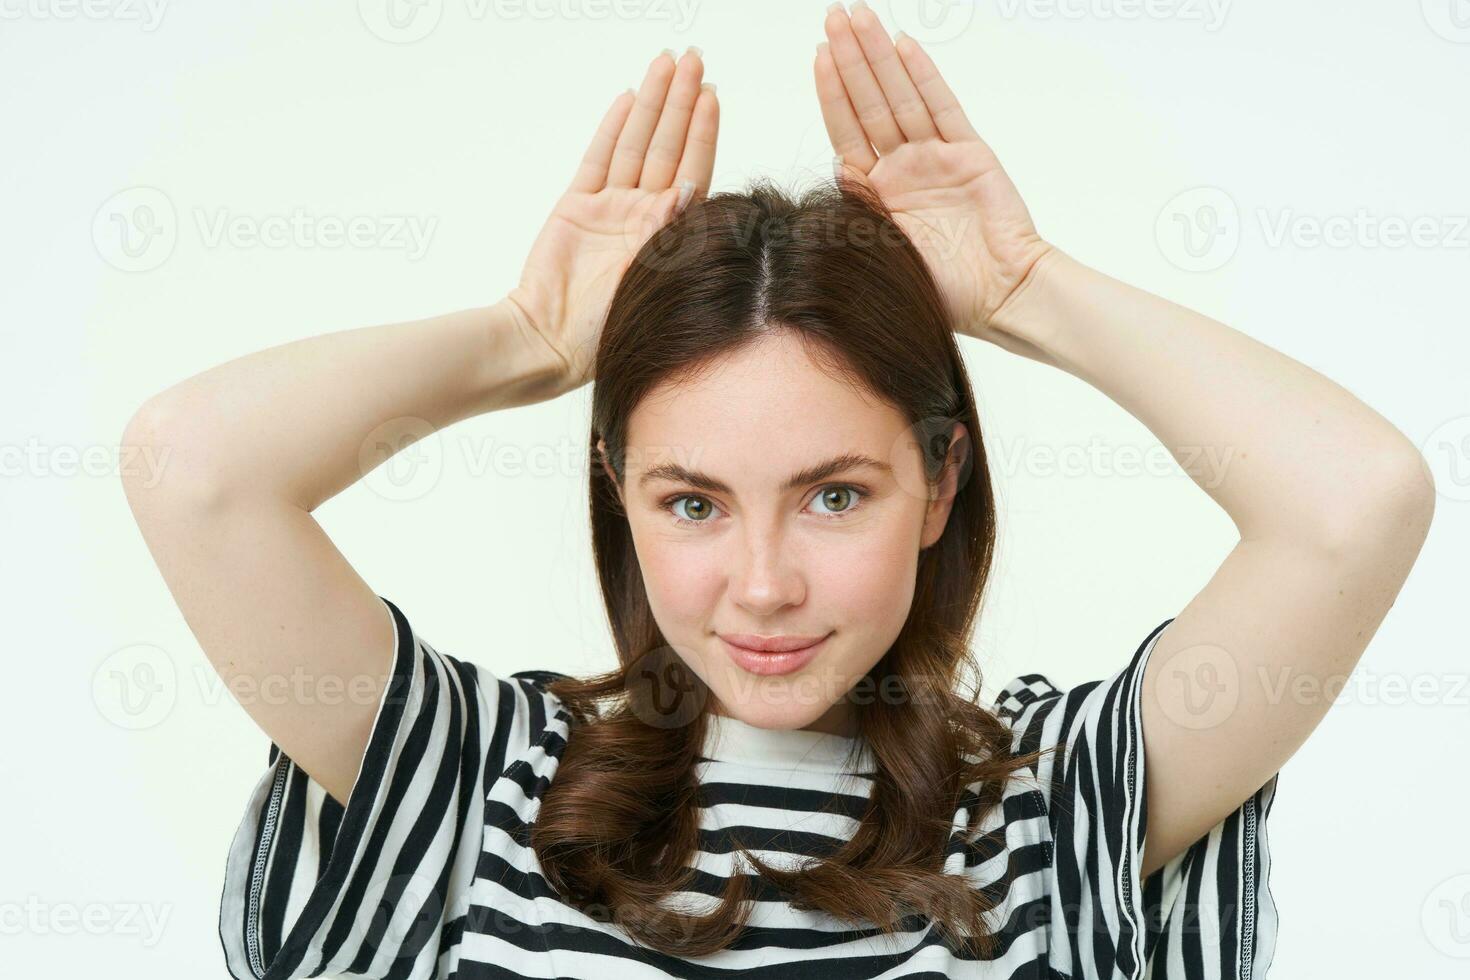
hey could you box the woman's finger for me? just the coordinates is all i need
[849,5,939,143]
[569,89,637,194]
[814,42,878,172]
[893,32,980,143]
[638,48,705,190]
[823,5,905,155]
[672,82,720,198]
[607,51,678,188]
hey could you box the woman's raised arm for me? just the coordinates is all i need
[816,5,1434,878]
[119,48,717,805]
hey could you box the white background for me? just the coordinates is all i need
[3,1,1467,976]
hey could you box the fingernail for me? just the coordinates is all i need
[660,47,675,60]
[817,41,830,54]
[701,82,717,94]
[832,154,844,182]
[826,2,844,13]
[894,30,909,44]
[851,0,869,11]
[685,45,702,58]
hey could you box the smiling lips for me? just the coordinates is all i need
[719,632,828,652]
[718,632,831,676]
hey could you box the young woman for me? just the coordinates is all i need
[122,7,1434,979]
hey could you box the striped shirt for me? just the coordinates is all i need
[219,596,1279,978]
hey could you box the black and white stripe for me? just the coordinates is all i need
[219,600,1279,978]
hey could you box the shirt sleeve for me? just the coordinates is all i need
[993,619,1281,980]
[217,595,561,980]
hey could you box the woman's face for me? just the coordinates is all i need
[607,330,963,737]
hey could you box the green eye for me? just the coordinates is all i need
[670,496,717,523]
[811,486,859,514]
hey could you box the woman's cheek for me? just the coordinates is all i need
[819,528,920,670]
[638,535,724,637]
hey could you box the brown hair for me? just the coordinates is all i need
[531,176,1048,959]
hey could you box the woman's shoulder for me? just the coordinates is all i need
[991,670,1066,726]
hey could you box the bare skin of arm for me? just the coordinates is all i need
[120,49,719,805]
[816,6,1435,877]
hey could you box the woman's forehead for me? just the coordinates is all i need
[628,334,897,443]
[620,348,917,490]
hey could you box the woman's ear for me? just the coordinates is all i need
[919,421,969,550]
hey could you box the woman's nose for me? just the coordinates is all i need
[727,534,807,615]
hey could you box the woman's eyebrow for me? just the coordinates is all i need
[637,452,893,494]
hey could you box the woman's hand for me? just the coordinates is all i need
[815,6,1055,353]
[506,48,719,392]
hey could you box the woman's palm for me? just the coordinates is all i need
[508,50,718,391]
[512,186,679,385]
[818,7,1052,345]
